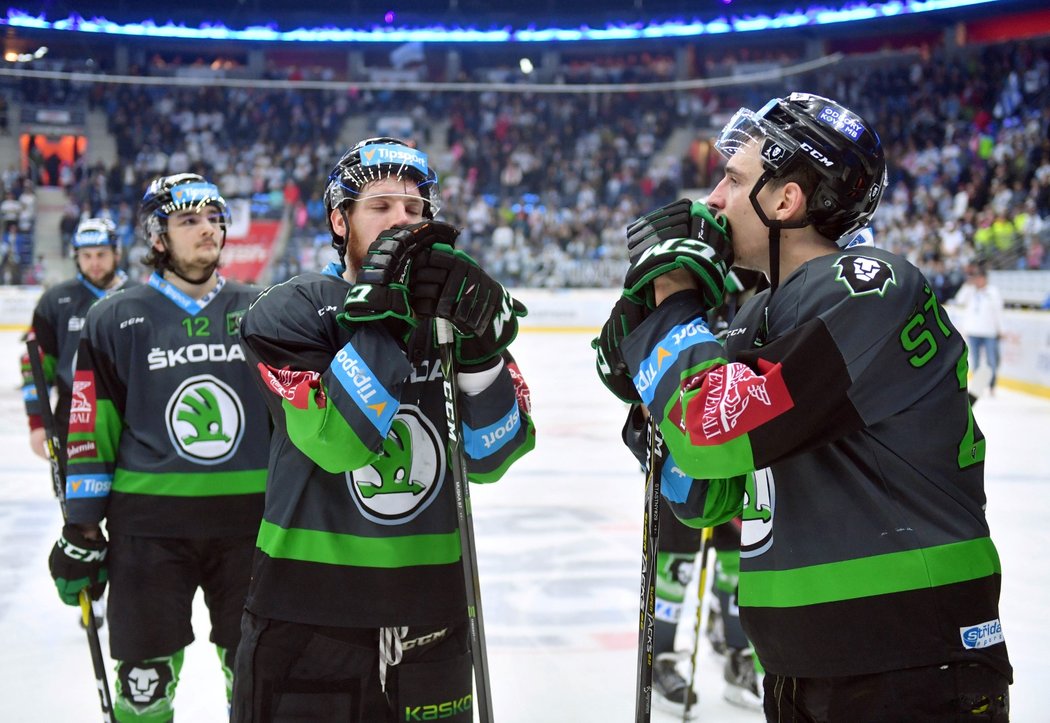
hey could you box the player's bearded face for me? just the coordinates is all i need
[76,246,119,289]
[158,207,224,279]
[333,178,426,282]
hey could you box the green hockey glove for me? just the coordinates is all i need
[49,524,107,606]
[592,294,649,403]
[338,221,459,342]
[623,205,732,311]
[411,243,527,367]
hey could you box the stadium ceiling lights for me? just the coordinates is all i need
[3,0,1003,44]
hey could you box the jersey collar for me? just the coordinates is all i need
[148,271,226,315]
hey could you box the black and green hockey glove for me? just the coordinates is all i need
[627,199,735,268]
[411,243,527,367]
[623,204,732,311]
[592,294,649,403]
[338,221,460,343]
[49,524,107,606]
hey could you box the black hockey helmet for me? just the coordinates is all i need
[140,173,230,243]
[715,92,886,244]
[323,137,440,256]
[71,217,119,254]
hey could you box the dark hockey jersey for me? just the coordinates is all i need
[65,273,267,538]
[21,272,137,444]
[239,268,535,628]
[621,246,1011,680]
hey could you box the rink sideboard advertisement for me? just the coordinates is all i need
[3,285,1047,398]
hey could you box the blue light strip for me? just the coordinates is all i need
[2,0,1006,45]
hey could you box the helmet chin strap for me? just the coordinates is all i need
[749,171,807,298]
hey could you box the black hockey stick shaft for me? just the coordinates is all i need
[683,525,714,721]
[635,417,663,723]
[26,338,114,721]
[436,319,495,723]
[26,338,67,517]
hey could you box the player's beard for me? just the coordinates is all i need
[82,263,118,290]
[166,242,221,285]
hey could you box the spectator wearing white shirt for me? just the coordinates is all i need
[953,266,1005,394]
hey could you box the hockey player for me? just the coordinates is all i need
[596,93,1010,720]
[230,137,535,722]
[22,217,137,466]
[48,174,269,722]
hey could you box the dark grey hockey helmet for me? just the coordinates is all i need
[715,92,886,244]
[71,217,118,253]
[140,173,230,243]
[323,137,440,255]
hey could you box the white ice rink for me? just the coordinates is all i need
[0,328,1047,722]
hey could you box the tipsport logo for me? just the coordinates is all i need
[164,374,246,465]
[361,143,429,176]
[170,182,222,207]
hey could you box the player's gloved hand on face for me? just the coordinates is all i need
[338,221,459,343]
[623,204,732,311]
[627,199,735,268]
[411,243,527,366]
[592,295,649,403]
[49,524,107,606]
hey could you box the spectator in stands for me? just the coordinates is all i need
[953,266,1006,395]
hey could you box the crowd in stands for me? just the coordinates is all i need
[0,172,39,284]
[1,35,1047,299]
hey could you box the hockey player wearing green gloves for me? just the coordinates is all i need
[595,93,1010,720]
[48,174,269,721]
[25,218,138,630]
[230,137,535,722]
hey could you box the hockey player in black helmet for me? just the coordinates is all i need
[141,172,231,284]
[231,137,534,722]
[49,173,268,721]
[596,92,1010,720]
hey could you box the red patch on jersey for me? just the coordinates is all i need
[685,359,793,445]
[68,370,96,433]
[506,361,532,414]
[66,439,97,461]
[256,363,325,410]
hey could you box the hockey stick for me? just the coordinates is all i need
[682,526,714,721]
[635,417,664,723]
[26,338,114,722]
[435,318,495,723]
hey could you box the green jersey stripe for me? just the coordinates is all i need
[740,536,1001,608]
[112,468,267,496]
[256,519,462,568]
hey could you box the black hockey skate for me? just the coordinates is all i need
[723,648,762,711]
[653,652,699,719]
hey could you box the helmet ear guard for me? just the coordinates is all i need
[323,137,440,257]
